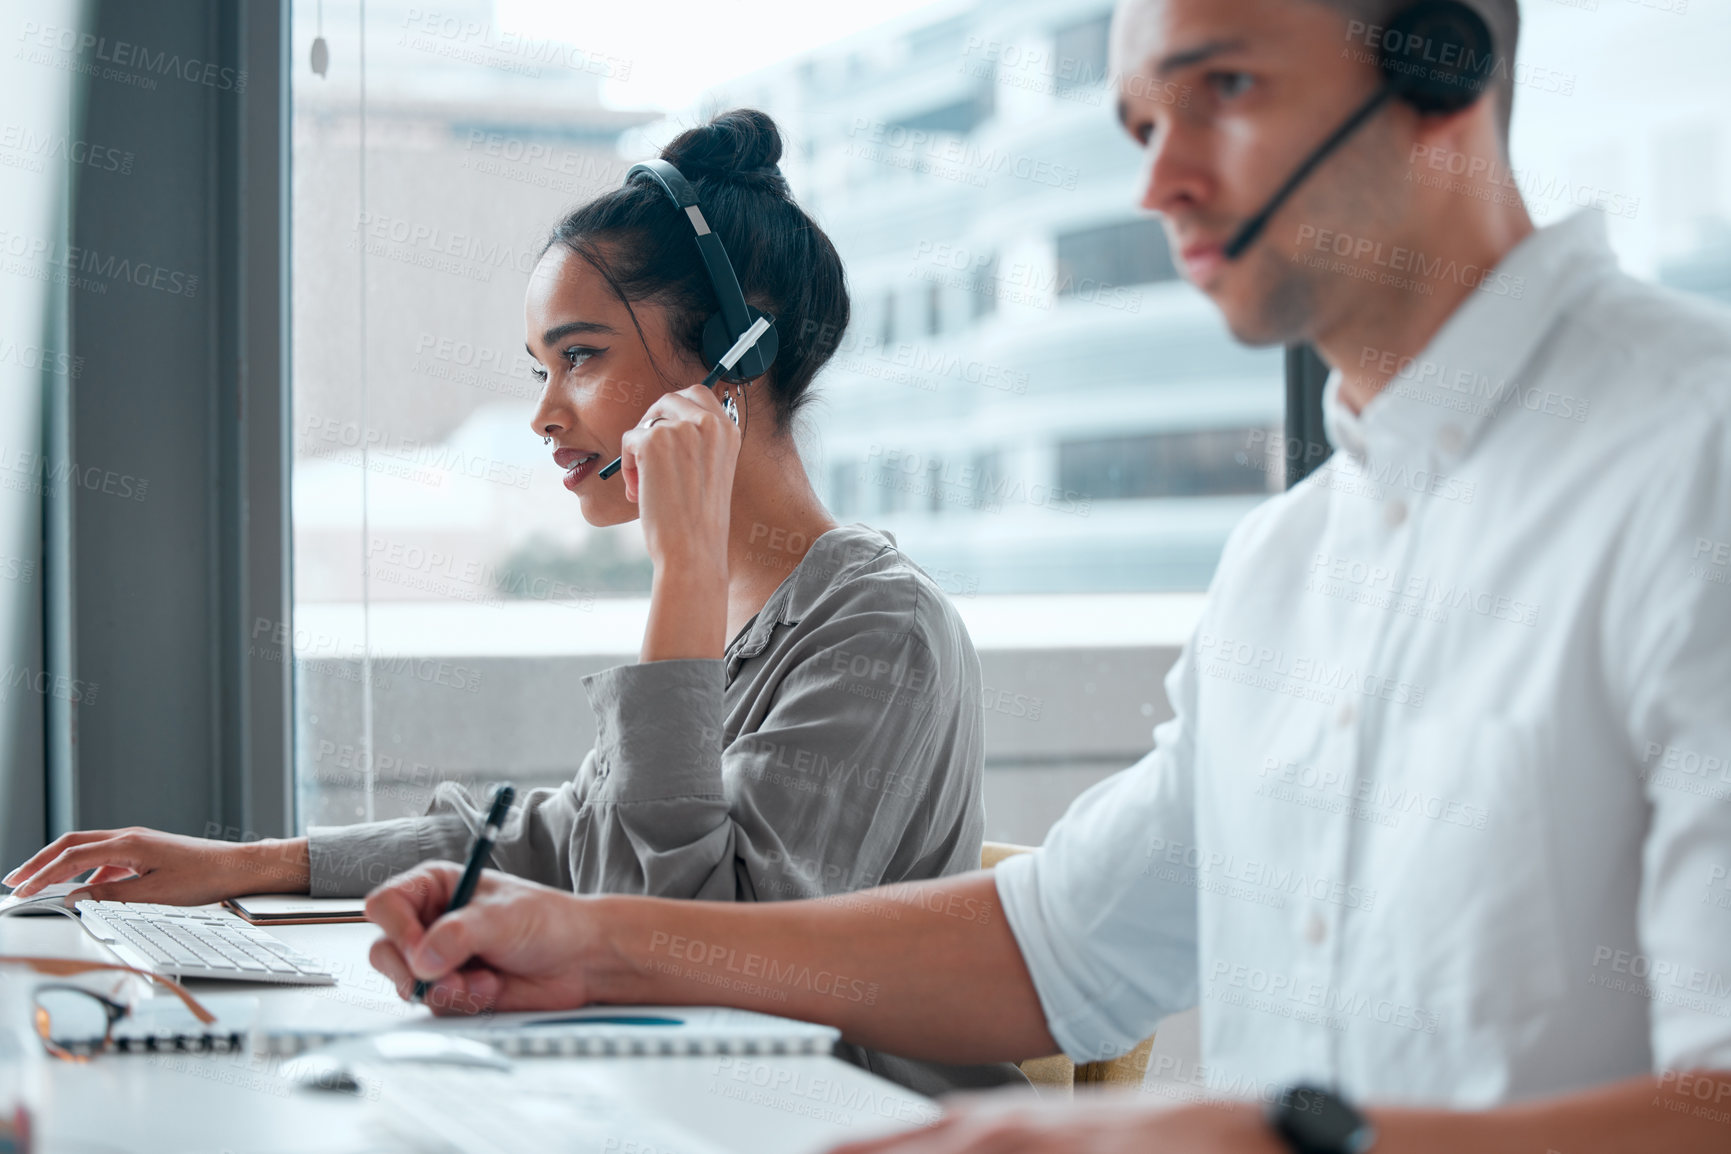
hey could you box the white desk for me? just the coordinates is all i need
[1,912,936,1154]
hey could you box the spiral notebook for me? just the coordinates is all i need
[257,1004,840,1058]
[112,992,261,1052]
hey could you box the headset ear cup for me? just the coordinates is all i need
[1378,0,1495,115]
[703,306,780,383]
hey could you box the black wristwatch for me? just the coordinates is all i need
[1266,1084,1377,1154]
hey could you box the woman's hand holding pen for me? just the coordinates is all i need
[619,381,741,663]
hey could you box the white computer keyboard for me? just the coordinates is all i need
[75,901,337,985]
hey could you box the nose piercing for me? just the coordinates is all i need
[543,436,551,446]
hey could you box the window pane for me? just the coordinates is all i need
[286,0,1284,834]
[1055,218,1178,298]
[1059,428,1281,501]
[744,6,1283,596]
[1051,12,1112,97]
[1511,6,1731,307]
[290,0,656,828]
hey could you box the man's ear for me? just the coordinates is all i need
[1400,97,1508,186]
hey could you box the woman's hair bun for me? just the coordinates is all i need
[661,108,784,182]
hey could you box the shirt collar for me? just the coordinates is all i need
[1322,210,1618,467]
[725,523,896,671]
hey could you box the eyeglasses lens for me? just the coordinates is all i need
[32,988,113,1054]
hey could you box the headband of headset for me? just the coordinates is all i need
[627,158,780,383]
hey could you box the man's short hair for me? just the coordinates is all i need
[1310,0,1520,142]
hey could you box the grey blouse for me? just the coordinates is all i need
[306,523,1022,1096]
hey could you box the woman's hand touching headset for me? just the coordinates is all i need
[618,379,743,580]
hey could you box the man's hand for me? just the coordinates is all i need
[371,871,1053,1061]
[366,862,616,1015]
[828,1097,1283,1154]
[3,827,308,905]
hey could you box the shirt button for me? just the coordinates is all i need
[1336,702,1356,728]
[1304,912,1329,945]
[1437,424,1465,455]
[1384,499,1408,528]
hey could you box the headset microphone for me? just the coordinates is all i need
[1222,0,1495,261]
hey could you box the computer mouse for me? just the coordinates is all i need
[285,1054,366,1095]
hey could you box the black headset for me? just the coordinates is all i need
[1223,0,1496,260]
[625,158,780,382]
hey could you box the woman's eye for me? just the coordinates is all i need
[530,345,600,384]
[529,342,598,384]
[1208,71,1254,101]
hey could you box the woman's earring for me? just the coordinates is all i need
[723,382,748,432]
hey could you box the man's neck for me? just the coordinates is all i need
[1316,202,1535,415]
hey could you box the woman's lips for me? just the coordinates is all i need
[560,453,601,491]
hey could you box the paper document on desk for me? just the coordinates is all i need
[367,1063,731,1154]
[260,1004,840,1058]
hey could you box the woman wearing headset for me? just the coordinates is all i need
[7,109,1014,1095]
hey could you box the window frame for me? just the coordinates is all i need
[53,0,292,841]
[1284,344,1333,488]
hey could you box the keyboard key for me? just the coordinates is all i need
[130,939,177,966]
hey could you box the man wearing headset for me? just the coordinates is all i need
[363,0,1731,1150]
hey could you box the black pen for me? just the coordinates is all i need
[411,782,515,1004]
[597,315,773,480]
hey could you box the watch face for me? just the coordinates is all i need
[1276,1085,1374,1153]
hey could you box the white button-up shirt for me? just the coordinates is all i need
[996,211,1731,1106]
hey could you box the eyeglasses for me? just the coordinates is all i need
[0,956,215,1062]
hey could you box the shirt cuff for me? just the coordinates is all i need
[306,813,469,897]
[994,851,1139,1064]
[582,659,727,804]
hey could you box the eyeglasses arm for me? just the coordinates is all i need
[0,955,217,1024]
